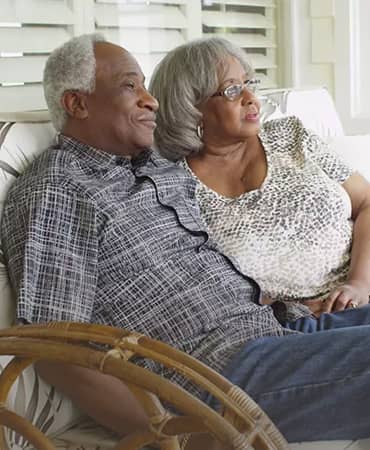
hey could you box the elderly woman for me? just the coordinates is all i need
[149,37,370,326]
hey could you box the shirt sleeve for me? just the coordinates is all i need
[300,122,354,184]
[2,183,98,324]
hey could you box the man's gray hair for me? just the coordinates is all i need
[43,33,106,131]
[149,37,253,161]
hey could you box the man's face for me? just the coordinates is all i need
[85,42,159,157]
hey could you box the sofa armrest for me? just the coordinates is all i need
[260,87,344,138]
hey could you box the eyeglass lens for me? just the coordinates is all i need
[224,79,259,100]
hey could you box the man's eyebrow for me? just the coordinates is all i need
[122,71,139,77]
[114,71,145,83]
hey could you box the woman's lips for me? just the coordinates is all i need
[245,112,259,122]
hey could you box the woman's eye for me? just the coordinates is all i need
[225,85,239,95]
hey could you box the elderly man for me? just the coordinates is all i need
[2,33,370,446]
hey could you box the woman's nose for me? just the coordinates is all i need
[241,85,256,101]
[241,89,256,105]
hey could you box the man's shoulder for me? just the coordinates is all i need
[6,144,87,203]
[28,142,74,173]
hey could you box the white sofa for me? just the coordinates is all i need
[0,87,370,449]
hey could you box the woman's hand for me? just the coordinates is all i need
[261,294,273,305]
[301,298,325,317]
[322,281,370,313]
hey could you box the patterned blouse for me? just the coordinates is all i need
[183,116,354,304]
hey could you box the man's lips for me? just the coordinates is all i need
[138,115,157,128]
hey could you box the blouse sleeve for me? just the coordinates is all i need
[2,182,98,324]
[300,121,354,184]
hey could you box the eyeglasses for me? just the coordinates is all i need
[211,78,260,102]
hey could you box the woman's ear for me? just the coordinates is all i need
[61,90,89,120]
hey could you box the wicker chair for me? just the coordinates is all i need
[0,322,289,450]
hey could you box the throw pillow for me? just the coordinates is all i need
[327,134,370,182]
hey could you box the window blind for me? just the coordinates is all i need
[0,0,76,112]
[0,0,279,112]
[201,0,278,88]
[94,0,196,81]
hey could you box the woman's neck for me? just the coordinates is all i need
[189,134,265,173]
[187,136,267,197]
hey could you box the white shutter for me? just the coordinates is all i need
[201,0,278,88]
[0,0,281,112]
[0,0,85,112]
[94,0,200,81]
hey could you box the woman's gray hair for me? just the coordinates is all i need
[43,33,106,131]
[149,37,253,161]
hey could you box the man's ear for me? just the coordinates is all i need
[61,91,89,120]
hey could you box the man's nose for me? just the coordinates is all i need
[139,89,159,111]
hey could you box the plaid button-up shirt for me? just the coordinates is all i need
[2,135,293,394]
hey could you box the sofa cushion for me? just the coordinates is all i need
[327,134,370,182]
[260,87,344,138]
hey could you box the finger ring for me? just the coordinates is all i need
[348,301,358,309]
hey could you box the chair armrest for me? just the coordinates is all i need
[0,322,289,450]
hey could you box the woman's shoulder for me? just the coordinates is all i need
[261,115,304,135]
[260,116,309,153]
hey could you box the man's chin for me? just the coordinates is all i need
[130,142,153,158]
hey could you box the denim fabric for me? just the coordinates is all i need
[283,303,370,332]
[221,306,370,443]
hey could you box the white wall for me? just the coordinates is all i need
[334,0,370,134]
[279,0,370,133]
[279,0,334,93]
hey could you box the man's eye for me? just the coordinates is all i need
[124,81,135,90]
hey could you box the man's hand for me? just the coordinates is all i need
[322,281,370,313]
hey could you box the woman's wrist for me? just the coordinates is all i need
[346,278,370,293]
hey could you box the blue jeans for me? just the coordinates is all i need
[221,305,370,442]
[283,303,370,332]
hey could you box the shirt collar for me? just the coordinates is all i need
[58,134,153,170]
[139,149,178,170]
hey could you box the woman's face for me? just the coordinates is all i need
[198,56,261,148]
